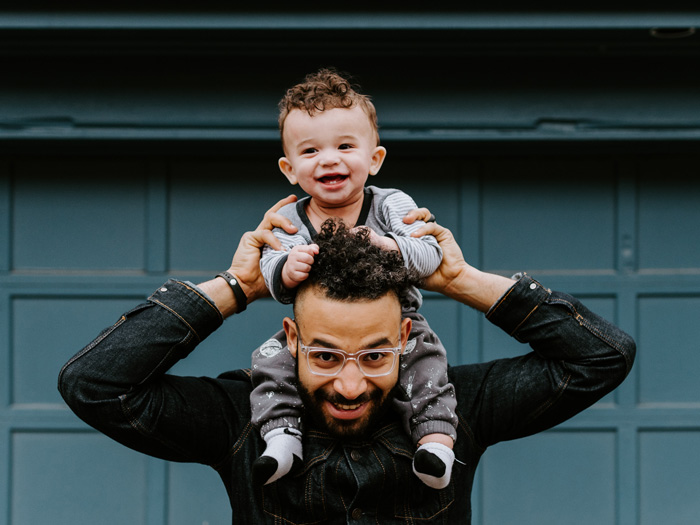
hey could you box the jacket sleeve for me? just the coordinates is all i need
[451,274,636,450]
[379,191,443,277]
[57,280,252,467]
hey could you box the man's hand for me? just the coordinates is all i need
[410,221,470,297]
[281,244,320,289]
[411,219,514,313]
[402,207,434,226]
[228,194,299,302]
[199,194,299,317]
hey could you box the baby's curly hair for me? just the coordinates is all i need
[299,218,418,303]
[278,68,380,148]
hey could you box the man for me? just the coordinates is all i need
[58,195,635,524]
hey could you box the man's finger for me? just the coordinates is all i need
[258,195,298,232]
[403,207,433,224]
[249,229,284,252]
[267,194,297,215]
[264,212,298,235]
[411,221,445,240]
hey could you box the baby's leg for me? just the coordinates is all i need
[250,329,303,486]
[394,313,458,489]
[414,434,455,490]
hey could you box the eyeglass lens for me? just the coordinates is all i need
[306,349,397,376]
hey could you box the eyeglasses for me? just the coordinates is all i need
[295,322,402,377]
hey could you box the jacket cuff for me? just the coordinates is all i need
[485,274,551,337]
[148,279,223,343]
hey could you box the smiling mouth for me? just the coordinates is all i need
[333,402,362,411]
[327,400,367,420]
[318,174,348,184]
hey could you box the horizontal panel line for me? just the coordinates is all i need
[3,128,700,142]
[1,12,699,31]
[3,275,700,295]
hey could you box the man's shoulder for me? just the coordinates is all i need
[448,363,491,396]
[216,368,254,390]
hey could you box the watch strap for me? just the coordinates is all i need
[216,271,247,313]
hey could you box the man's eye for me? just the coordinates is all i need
[363,352,384,362]
[313,351,339,362]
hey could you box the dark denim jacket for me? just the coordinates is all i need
[58,275,635,524]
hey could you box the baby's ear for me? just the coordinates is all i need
[279,157,298,185]
[369,146,387,176]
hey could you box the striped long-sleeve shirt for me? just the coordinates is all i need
[260,185,442,310]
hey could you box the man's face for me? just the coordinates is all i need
[285,286,411,439]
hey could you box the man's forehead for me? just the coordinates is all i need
[294,283,399,311]
[294,285,401,339]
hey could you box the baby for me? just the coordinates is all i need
[251,68,457,490]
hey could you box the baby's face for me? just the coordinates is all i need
[278,106,386,209]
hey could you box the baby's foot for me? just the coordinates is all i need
[252,428,302,486]
[412,442,454,489]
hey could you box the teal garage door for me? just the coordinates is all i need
[2,151,699,524]
[2,6,700,524]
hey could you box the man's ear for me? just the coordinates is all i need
[279,157,298,185]
[283,317,298,357]
[400,316,412,353]
[368,146,387,176]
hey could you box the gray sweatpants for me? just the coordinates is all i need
[250,311,458,444]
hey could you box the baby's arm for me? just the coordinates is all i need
[360,228,400,252]
[380,191,442,277]
[261,228,312,304]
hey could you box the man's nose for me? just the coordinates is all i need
[333,361,367,400]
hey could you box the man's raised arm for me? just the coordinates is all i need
[409,216,636,448]
[408,216,514,312]
[58,195,298,465]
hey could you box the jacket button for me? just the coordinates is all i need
[350,449,361,461]
[351,508,363,520]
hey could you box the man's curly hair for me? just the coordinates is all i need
[300,218,418,303]
[278,67,380,148]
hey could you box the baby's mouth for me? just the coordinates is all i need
[318,174,348,185]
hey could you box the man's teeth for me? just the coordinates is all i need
[335,402,361,410]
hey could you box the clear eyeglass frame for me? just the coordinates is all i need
[295,323,403,378]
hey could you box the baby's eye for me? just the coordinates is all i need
[302,148,317,154]
[338,143,354,150]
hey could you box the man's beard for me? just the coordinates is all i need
[297,380,393,440]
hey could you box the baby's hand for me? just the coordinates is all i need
[281,244,320,289]
[353,226,400,253]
